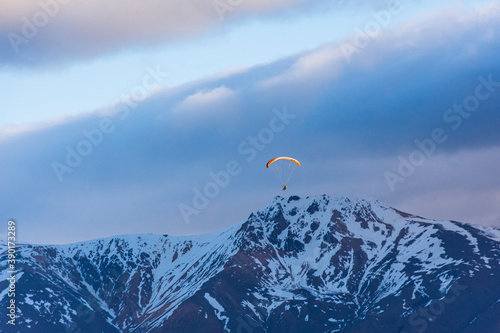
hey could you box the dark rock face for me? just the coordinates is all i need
[1,195,499,333]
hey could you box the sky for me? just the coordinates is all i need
[1,0,500,244]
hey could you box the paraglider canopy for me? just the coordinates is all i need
[266,157,301,168]
[266,157,300,189]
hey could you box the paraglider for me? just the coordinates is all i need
[266,157,300,190]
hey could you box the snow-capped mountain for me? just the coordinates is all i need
[1,195,500,333]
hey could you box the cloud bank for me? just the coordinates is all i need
[0,0,329,67]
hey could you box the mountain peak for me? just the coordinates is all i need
[250,194,404,238]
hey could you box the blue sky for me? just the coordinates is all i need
[1,0,500,244]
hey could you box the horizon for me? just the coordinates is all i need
[6,192,499,246]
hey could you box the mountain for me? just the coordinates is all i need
[1,195,500,333]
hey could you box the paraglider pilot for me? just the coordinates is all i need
[266,157,300,191]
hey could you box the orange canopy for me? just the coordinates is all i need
[266,157,301,168]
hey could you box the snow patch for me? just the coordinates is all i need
[204,293,230,329]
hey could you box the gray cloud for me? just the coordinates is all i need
[1,4,500,244]
[0,0,330,68]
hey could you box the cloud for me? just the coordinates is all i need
[1,2,500,244]
[172,86,238,115]
[259,44,346,88]
[0,0,325,68]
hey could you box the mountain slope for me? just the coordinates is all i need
[1,195,499,332]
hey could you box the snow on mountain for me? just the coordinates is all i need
[1,194,499,332]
